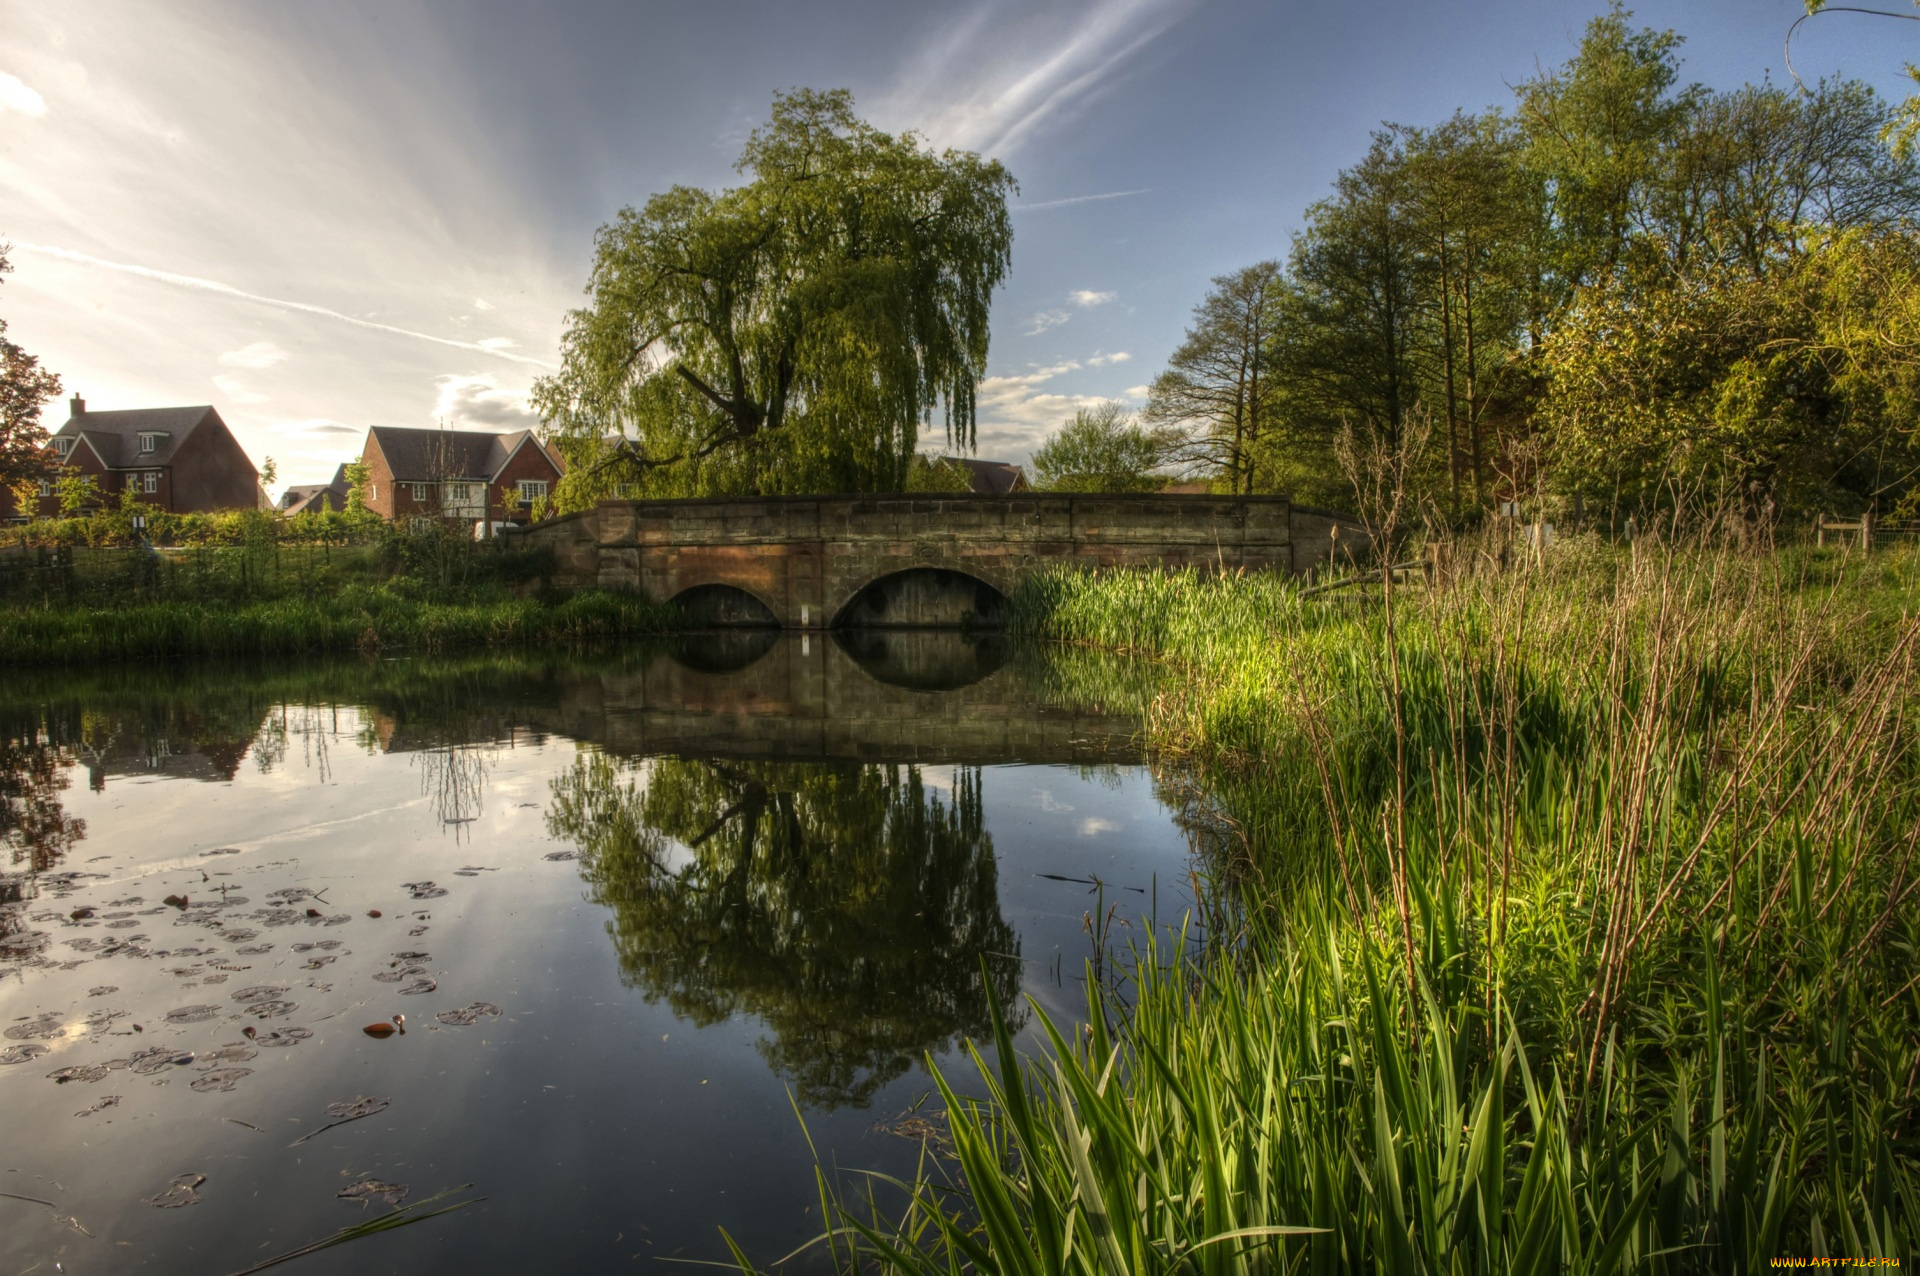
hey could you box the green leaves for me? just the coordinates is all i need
[535,89,1014,507]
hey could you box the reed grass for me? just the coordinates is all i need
[0,585,677,664]
[757,535,1920,1271]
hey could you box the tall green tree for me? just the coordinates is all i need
[1143,262,1284,494]
[1030,402,1183,493]
[0,246,62,499]
[534,89,1015,506]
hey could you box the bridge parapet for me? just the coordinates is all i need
[514,493,1366,628]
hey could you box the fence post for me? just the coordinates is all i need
[1862,509,1874,552]
[1816,514,1827,549]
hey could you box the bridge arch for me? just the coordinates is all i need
[832,566,1010,630]
[669,582,780,628]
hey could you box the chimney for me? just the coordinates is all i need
[69,394,85,417]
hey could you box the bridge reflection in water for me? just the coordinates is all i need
[0,633,1156,1111]
[543,629,1148,1107]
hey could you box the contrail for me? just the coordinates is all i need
[1014,188,1151,212]
[11,241,555,369]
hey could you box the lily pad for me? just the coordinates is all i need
[433,1002,502,1027]
[396,978,437,996]
[253,1027,313,1047]
[75,1094,120,1117]
[0,1043,49,1065]
[323,1095,390,1120]
[165,1004,222,1024]
[145,1173,205,1208]
[190,1068,252,1093]
[542,850,579,861]
[338,1178,409,1206]
[48,1064,109,1084]
[231,985,289,1004]
[244,999,299,1019]
[5,1013,64,1040]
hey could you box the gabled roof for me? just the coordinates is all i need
[52,406,223,469]
[366,427,563,483]
[281,465,353,515]
[939,456,1029,495]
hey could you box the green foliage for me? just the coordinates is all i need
[1030,402,1182,493]
[548,755,1022,1108]
[342,460,372,514]
[771,545,1920,1269]
[903,454,975,493]
[534,88,1016,507]
[0,244,62,494]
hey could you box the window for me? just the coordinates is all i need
[138,433,161,454]
[37,481,50,497]
[410,483,430,502]
[53,438,73,459]
[143,472,158,494]
[517,479,548,503]
[444,482,481,512]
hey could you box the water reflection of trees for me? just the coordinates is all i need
[2,735,85,873]
[547,754,1023,1108]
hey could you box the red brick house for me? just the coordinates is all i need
[357,426,565,525]
[2,397,263,519]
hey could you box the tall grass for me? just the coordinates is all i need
[0,585,677,664]
[759,536,1920,1270]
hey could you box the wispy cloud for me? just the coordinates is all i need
[218,340,288,369]
[1088,350,1130,366]
[0,72,47,117]
[880,0,1196,156]
[14,241,555,369]
[1025,308,1072,336]
[1015,188,1151,212]
[1071,289,1116,307]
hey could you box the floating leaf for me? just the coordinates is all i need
[48,1064,109,1084]
[0,1043,49,1065]
[324,1095,390,1120]
[542,850,578,862]
[337,1178,410,1207]
[5,1013,63,1040]
[145,1173,205,1208]
[253,1027,312,1048]
[190,1068,252,1093]
[434,1002,502,1027]
[165,1004,222,1024]
[75,1094,120,1117]
[396,978,437,996]
[245,1000,299,1019]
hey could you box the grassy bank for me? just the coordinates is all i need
[775,539,1920,1271]
[0,584,676,664]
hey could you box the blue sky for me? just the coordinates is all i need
[2,0,1915,490]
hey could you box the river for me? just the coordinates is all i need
[0,632,1206,1274]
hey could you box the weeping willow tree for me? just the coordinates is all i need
[546,753,1021,1108]
[533,89,1016,506]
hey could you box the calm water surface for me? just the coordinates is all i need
[0,633,1206,1274]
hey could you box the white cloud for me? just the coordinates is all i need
[1025,308,1071,336]
[1123,384,1150,399]
[1078,817,1121,836]
[15,242,554,369]
[476,336,518,350]
[1035,788,1075,814]
[432,372,540,432]
[1015,188,1151,213]
[212,373,269,404]
[273,418,359,437]
[217,340,288,369]
[1088,351,1130,366]
[472,298,494,311]
[0,72,47,117]
[1071,289,1116,308]
[878,0,1197,156]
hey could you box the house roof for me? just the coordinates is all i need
[281,465,353,515]
[939,456,1029,495]
[366,427,563,483]
[52,406,226,469]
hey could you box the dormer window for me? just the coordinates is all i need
[138,432,163,454]
[53,438,73,459]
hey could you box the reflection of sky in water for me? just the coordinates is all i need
[0,643,1195,1273]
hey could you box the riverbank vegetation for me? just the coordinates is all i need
[769,538,1920,1269]
[0,510,672,664]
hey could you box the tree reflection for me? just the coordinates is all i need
[547,754,1022,1108]
[2,735,85,873]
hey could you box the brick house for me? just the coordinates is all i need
[357,426,566,525]
[279,464,353,516]
[1,397,263,519]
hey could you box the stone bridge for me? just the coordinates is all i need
[512,493,1366,628]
